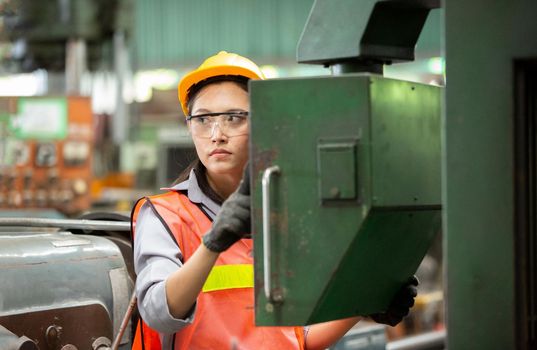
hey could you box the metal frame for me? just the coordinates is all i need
[0,218,130,231]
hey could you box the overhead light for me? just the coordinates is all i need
[260,65,279,79]
[427,57,445,75]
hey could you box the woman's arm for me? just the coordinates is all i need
[306,316,361,350]
[166,174,252,319]
[134,203,200,333]
[136,171,250,327]
[165,244,219,318]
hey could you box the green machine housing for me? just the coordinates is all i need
[250,75,441,326]
[250,0,442,326]
[250,0,442,327]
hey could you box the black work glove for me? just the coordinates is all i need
[202,165,251,253]
[369,275,419,327]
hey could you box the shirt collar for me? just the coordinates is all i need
[163,169,220,216]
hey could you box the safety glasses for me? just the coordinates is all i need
[186,111,249,138]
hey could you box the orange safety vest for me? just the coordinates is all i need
[131,191,305,350]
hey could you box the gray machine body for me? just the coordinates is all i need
[0,229,132,350]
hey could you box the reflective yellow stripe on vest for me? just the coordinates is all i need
[202,264,254,292]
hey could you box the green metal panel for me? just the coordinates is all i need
[297,0,377,63]
[251,76,371,326]
[250,75,441,325]
[444,1,537,349]
[370,79,441,206]
[309,210,440,322]
[297,0,436,65]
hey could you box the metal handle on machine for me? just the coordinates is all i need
[262,165,280,301]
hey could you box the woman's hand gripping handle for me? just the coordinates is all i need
[202,165,251,253]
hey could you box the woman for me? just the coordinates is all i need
[132,51,417,350]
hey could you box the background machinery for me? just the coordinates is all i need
[0,96,94,215]
[0,217,135,350]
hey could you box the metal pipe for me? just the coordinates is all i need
[0,218,131,231]
[0,325,38,350]
[111,292,137,350]
[65,38,87,95]
[386,330,446,350]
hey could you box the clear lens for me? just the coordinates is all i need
[188,113,249,138]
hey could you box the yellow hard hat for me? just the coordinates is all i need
[178,51,265,115]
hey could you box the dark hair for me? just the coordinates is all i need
[186,75,249,115]
[173,159,224,204]
[173,158,199,185]
[172,75,250,203]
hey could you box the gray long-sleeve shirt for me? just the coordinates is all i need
[133,169,220,349]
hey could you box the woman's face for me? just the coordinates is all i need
[188,81,250,179]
